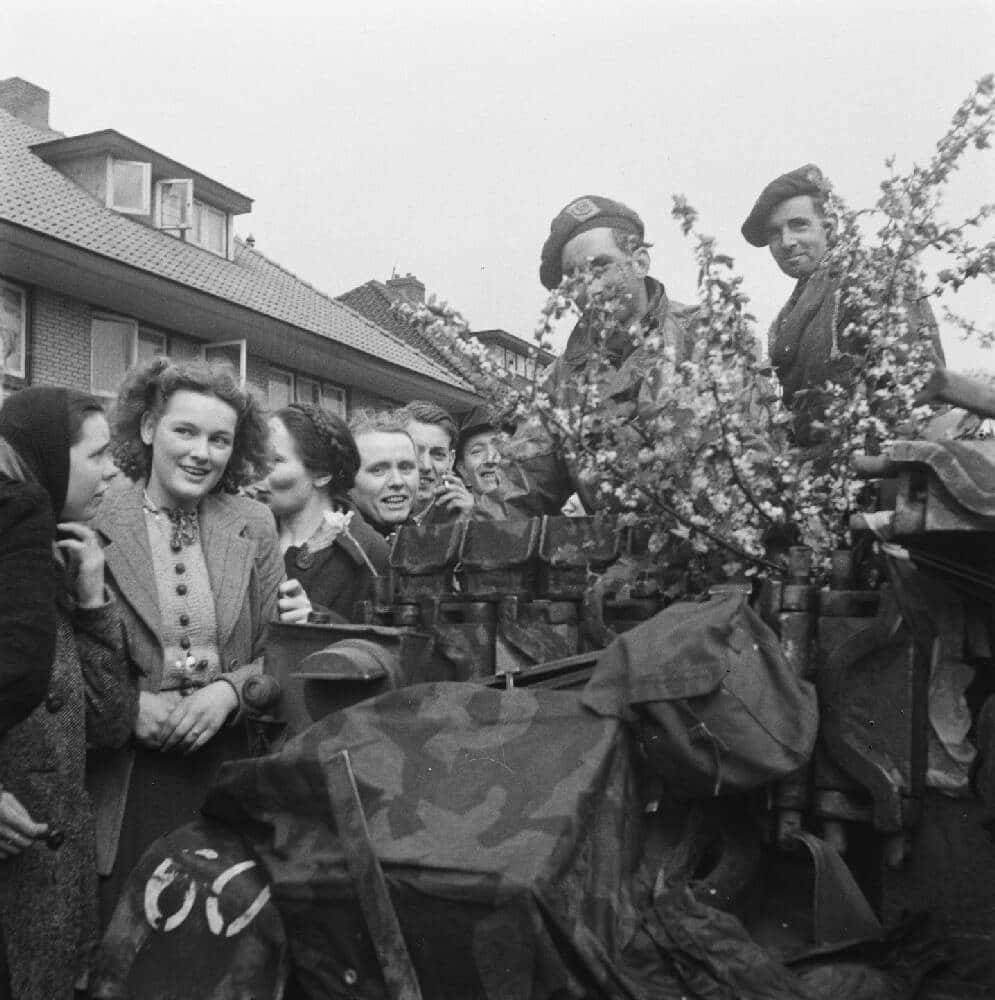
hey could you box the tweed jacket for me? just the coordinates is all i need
[87,479,283,874]
[0,601,135,998]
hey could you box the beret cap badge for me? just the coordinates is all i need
[565,198,601,222]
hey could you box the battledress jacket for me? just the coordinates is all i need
[769,263,944,447]
[0,592,136,999]
[87,479,283,876]
[500,276,697,517]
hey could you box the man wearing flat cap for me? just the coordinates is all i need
[743,164,942,445]
[501,195,696,516]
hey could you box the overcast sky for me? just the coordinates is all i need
[3,0,993,368]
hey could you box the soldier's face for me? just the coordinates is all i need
[457,431,501,495]
[765,195,829,280]
[560,228,649,324]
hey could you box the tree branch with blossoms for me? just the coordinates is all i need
[394,75,994,598]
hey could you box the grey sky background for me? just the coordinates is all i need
[3,0,993,369]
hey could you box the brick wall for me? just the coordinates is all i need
[31,287,92,389]
[21,285,414,420]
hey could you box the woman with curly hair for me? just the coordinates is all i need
[88,357,283,925]
[255,404,388,623]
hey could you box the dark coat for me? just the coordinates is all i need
[88,479,283,877]
[0,473,56,734]
[0,601,136,999]
[769,264,945,447]
[284,506,388,623]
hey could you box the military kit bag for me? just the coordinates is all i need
[582,588,819,798]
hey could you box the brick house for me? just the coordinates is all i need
[0,78,478,416]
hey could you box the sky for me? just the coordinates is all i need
[2,0,993,368]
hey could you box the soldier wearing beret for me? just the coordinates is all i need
[502,196,696,516]
[743,164,943,446]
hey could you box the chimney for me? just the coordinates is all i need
[385,272,425,304]
[0,78,50,130]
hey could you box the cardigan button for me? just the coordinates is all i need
[179,614,190,626]
[176,583,188,596]
[180,637,191,650]
[175,563,186,574]
[45,693,64,713]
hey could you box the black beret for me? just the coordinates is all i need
[539,195,644,290]
[741,164,826,248]
[455,405,515,464]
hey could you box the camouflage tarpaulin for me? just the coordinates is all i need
[203,682,643,1000]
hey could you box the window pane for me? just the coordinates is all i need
[111,161,148,213]
[204,206,226,254]
[295,377,321,406]
[0,284,25,377]
[91,316,135,395]
[323,385,347,418]
[268,372,293,410]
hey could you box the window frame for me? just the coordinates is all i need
[107,158,152,215]
[266,367,295,411]
[321,383,347,418]
[0,280,27,380]
[294,375,322,407]
[201,339,247,385]
[90,312,139,398]
[154,178,194,231]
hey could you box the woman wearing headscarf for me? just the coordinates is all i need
[88,357,282,925]
[0,386,135,999]
[255,403,388,623]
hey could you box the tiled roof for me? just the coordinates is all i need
[337,280,462,375]
[0,108,467,389]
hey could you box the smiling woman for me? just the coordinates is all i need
[90,357,283,929]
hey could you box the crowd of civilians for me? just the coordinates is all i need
[0,356,510,998]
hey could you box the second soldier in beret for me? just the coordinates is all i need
[743,165,943,448]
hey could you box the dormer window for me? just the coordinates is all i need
[108,159,150,215]
[31,130,250,260]
[154,179,193,230]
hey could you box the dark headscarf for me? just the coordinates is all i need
[0,386,71,514]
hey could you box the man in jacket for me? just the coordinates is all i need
[398,400,474,524]
[502,195,696,516]
[741,164,943,447]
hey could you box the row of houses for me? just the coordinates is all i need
[0,77,552,420]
